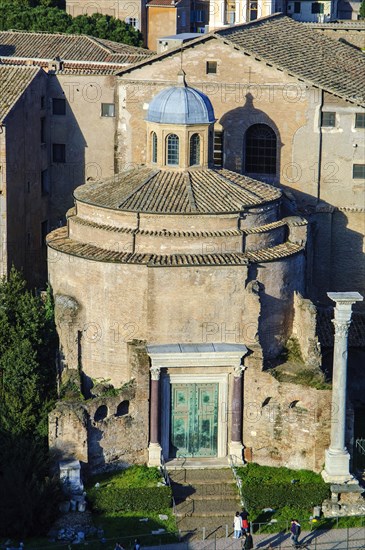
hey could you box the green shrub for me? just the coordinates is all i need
[87,465,172,514]
[88,485,172,513]
[241,481,329,510]
[237,463,330,512]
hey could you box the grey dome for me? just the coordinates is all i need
[146,85,215,125]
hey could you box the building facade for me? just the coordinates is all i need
[48,75,336,473]
[116,15,365,308]
[0,31,152,286]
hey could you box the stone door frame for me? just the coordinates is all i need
[146,343,248,465]
[161,372,229,459]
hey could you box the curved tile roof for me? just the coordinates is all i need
[118,14,365,107]
[47,227,303,265]
[0,64,40,122]
[0,31,152,65]
[217,15,365,106]
[74,167,281,213]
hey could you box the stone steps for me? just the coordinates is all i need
[169,468,233,484]
[176,497,240,516]
[171,482,238,500]
[169,468,241,540]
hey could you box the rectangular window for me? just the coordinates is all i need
[206,61,217,74]
[194,10,204,22]
[294,1,301,12]
[213,131,224,168]
[41,117,46,144]
[355,113,365,128]
[41,220,49,246]
[321,112,336,127]
[353,164,365,179]
[249,1,258,20]
[101,103,115,117]
[126,17,138,28]
[311,2,324,12]
[53,143,66,163]
[41,169,49,195]
[52,98,66,116]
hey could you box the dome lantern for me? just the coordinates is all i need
[146,73,216,169]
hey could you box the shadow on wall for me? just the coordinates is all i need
[87,400,132,473]
[284,186,365,308]
[219,92,282,185]
[48,76,87,231]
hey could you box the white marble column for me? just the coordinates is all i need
[229,364,246,463]
[322,292,363,483]
[148,366,162,467]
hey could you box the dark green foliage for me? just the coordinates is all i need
[88,485,172,513]
[87,466,171,514]
[0,268,60,537]
[0,268,57,437]
[360,0,365,19]
[237,463,330,512]
[0,435,62,538]
[0,1,143,46]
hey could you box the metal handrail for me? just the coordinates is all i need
[229,454,244,506]
[160,454,177,516]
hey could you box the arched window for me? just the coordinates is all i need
[94,405,108,422]
[166,134,179,165]
[245,124,277,175]
[190,133,201,166]
[151,132,157,163]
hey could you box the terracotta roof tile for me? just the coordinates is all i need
[47,226,304,265]
[0,64,41,122]
[74,167,281,213]
[0,30,152,65]
[118,14,365,106]
[217,14,365,106]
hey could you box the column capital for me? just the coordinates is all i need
[332,319,351,338]
[150,366,161,381]
[233,365,246,377]
[327,292,363,309]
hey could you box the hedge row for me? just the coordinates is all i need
[241,482,330,511]
[88,485,172,513]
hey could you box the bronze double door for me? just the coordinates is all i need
[170,383,218,458]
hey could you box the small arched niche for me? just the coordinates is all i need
[116,400,130,417]
[262,397,272,407]
[94,405,108,422]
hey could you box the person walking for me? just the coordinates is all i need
[233,511,243,539]
[242,532,254,550]
[290,519,301,547]
[240,507,249,535]
[133,539,141,550]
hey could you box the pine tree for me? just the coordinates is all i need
[0,268,61,537]
[360,0,365,19]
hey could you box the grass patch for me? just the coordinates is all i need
[86,466,177,542]
[86,465,162,489]
[87,466,172,513]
